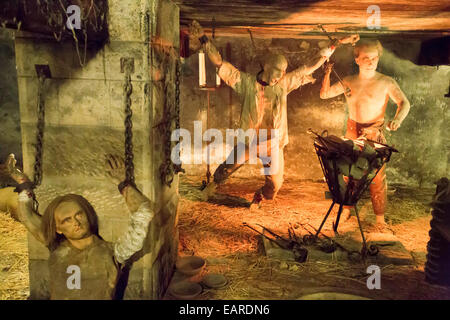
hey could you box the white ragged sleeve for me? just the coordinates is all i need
[283,65,316,93]
[114,201,154,264]
[218,61,243,92]
[18,190,32,203]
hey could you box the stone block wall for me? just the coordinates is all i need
[14,0,180,299]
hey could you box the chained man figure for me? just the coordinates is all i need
[190,20,359,209]
[3,153,154,299]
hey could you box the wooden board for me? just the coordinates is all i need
[175,0,450,38]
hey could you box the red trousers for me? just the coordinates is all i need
[344,119,387,216]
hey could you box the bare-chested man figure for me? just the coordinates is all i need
[189,20,359,209]
[320,39,411,226]
[3,153,154,299]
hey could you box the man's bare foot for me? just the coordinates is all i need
[249,190,263,211]
[375,215,386,225]
[342,208,352,221]
[366,217,392,234]
[200,182,217,201]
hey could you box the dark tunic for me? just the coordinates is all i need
[48,235,119,300]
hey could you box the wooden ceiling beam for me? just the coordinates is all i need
[175,0,450,38]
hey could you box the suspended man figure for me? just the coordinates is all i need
[3,154,154,300]
[190,20,359,209]
[320,39,411,227]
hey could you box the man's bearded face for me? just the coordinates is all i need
[355,48,380,71]
[55,201,92,241]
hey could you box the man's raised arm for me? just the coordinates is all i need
[189,20,244,91]
[285,35,359,93]
[3,154,45,243]
[189,20,222,67]
[105,155,154,264]
[114,183,154,264]
[320,62,346,99]
[310,35,360,75]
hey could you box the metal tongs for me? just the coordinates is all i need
[317,24,352,98]
[243,222,308,263]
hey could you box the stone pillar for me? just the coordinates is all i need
[14,0,180,299]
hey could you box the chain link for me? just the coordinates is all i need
[175,59,181,131]
[31,73,47,212]
[162,60,174,186]
[33,75,45,187]
[123,63,135,185]
[159,56,178,187]
[173,59,184,176]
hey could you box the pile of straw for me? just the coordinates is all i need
[0,211,29,300]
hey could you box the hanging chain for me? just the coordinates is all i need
[247,29,262,70]
[31,68,49,213]
[175,59,181,132]
[159,54,184,187]
[123,60,135,185]
[33,75,45,187]
[173,58,184,176]
[162,58,174,186]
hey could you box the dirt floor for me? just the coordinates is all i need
[0,213,29,300]
[1,175,450,300]
[172,175,450,300]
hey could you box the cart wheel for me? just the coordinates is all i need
[302,235,316,246]
[368,245,379,256]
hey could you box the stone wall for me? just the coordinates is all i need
[180,36,449,187]
[13,0,180,299]
[0,29,21,170]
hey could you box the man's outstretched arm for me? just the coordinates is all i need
[3,154,44,243]
[204,40,223,68]
[285,35,359,93]
[105,155,154,264]
[190,20,223,67]
[114,184,154,264]
[320,62,346,99]
[307,35,360,75]
[17,190,45,243]
[189,20,245,91]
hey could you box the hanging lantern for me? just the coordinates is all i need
[198,17,222,88]
[198,45,223,88]
[216,67,221,87]
[198,49,206,87]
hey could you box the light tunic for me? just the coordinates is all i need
[218,61,315,148]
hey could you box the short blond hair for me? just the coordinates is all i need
[264,53,288,70]
[353,39,383,58]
